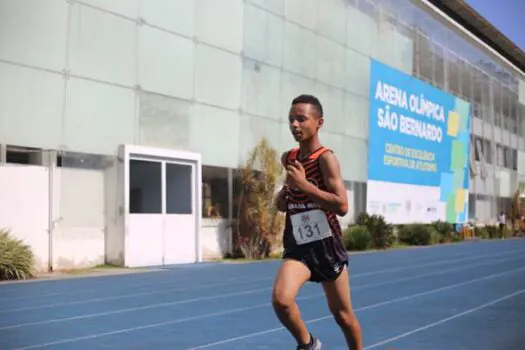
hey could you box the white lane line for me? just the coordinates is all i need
[2,253,522,330]
[0,276,271,314]
[351,248,525,278]
[2,254,524,330]
[11,265,525,350]
[2,243,523,302]
[3,247,523,314]
[364,288,525,349]
[185,265,525,349]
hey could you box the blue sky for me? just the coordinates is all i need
[465,0,525,51]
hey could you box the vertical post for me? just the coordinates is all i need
[227,168,233,255]
[0,144,6,164]
[489,78,498,223]
[47,150,57,272]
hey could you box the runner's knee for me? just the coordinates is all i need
[272,289,295,310]
[330,307,358,327]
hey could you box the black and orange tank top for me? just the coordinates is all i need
[282,146,346,261]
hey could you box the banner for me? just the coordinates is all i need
[366,60,470,224]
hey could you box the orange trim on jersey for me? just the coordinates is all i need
[286,146,331,162]
[286,148,299,162]
[309,146,330,160]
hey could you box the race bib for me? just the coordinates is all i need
[290,209,332,245]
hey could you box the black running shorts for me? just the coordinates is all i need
[283,250,348,283]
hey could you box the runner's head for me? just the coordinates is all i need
[288,94,324,142]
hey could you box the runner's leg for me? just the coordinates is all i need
[272,258,312,346]
[322,266,363,350]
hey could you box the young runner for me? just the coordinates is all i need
[272,95,363,350]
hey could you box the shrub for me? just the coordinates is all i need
[431,220,455,243]
[343,225,373,251]
[0,229,35,281]
[474,226,489,239]
[397,224,437,246]
[485,224,499,239]
[356,212,395,249]
[234,138,285,259]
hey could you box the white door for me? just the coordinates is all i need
[125,146,200,267]
[164,161,197,264]
[128,158,164,267]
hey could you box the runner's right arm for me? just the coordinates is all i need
[275,152,289,212]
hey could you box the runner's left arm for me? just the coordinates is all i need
[297,152,348,216]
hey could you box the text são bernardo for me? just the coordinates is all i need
[374,80,446,143]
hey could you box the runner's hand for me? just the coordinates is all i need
[286,161,307,190]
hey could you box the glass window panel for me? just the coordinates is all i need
[129,159,162,214]
[195,44,242,110]
[483,139,492,164]
[394,30,414,75]
[195,0,243,53]
[243,4,267,62]
[460,61,473,101]
[313,84,345,134]
[138,92,192,150]
[138,26,194,99]
[433,43,445,89]
[202,166,229,219]
[65,78,135,155]
[285,0,317,30]
[493,83,503,128]
[322,132,344,164]
[316,36,345,89]
[480,73,492,123]
[343,93,368,140]
[243,5,284,67]
[140,0,194,37]
[346,6,377,57]
[68,5,136,87]
[341,136,368,182]
[166,163,193,215]
[266,12,284,67]
[510,93,518,134]
[519,79,525,105]
[416,32,433,83]
[317,0,346,44]
[375,17,396,61]
[242,59,282,120]
[472,68,483,109]
[0,64,64,149]
[0,0,68,72]
[283,21,317,80]
[447,52,461,97]
[502,87,512,132]
[345,49,370,98]
[239,114,280,165]
[191,104,240,168]
[496,144,504,167]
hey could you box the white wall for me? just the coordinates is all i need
[0,165,49,272]
[105,158,124,266]
[201,219,232,259]
[53,167,105,269]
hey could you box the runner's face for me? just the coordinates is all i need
[288,103,323,142]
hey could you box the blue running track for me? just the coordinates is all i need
[1,238,525,349]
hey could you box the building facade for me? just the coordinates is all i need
[0,0,524,271]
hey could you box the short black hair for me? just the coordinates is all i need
[292,94,323,118]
